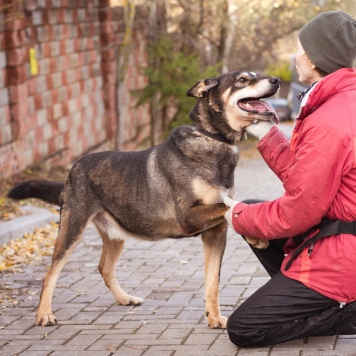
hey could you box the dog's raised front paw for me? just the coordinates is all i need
[35,313,57,327]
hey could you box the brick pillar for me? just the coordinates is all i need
[5,16,30,142]
[98,0,117,146]
[0,2,34,176]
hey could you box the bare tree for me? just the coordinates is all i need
[165,0,356,72]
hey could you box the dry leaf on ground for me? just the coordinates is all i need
[0,222,58,273]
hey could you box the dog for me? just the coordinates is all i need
[8,71,280,328]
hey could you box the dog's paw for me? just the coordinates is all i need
[35,313,57,327]
[129,296,143,306]
[246,236,269,249]
[207,314,227,329]
[118,295,143,306]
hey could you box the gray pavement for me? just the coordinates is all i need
[1,156,356,355]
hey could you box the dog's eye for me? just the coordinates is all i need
[237,78,247,83]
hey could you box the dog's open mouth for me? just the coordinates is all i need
[238,99,274,115]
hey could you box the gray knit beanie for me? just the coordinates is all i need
[299,11,356,74]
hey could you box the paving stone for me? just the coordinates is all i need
[334,338,356,350]
[51,352,110,356]
[302,352,355,356]
[237,350,270,356]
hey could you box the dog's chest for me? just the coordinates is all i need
[191,178,230,204]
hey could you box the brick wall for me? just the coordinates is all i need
[0,0,151,179]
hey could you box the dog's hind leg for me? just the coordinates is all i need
[35,209,89,326]
[95,217,143,306]
[201,222,228,329]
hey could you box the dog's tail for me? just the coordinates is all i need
[7,180,64,206]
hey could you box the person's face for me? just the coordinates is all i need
[295,38,323,85]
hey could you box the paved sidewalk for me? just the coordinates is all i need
[1,157,356,355]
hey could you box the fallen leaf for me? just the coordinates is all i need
[106,344,117,353]
[0,223,58,273]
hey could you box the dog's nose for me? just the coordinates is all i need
[269,77,281,85]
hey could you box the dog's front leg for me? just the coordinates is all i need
[184,203,228,235]
[201,223,227,329]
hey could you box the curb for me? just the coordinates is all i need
[0,205,59,246]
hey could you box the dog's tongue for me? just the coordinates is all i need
[241,100,274,113]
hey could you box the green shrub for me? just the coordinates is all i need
[133,37,220,131]
[265,60,292,83]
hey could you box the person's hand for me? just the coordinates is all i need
[246,110,279,140]
[245,120,275,140]
[223,196,239,231]
[224,197,270,249]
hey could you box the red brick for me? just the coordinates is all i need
[6,47,28,66]
[59,40,66,55]
[6,66,27,85]
[0,106,11,123]
[90,50,98,63]
[5,19,26,31]
[40,42,51,57]
[38,58,50,75]
[57,9,65,23]
[0,69,7,88]
[99,32,113,47]
[8,83,28,103]
[19,28,32,46]
[31,93,41,110]
[86,37,94,50]
[11,101,28,122]
[52,103,62,119]
[0,33,5,51]
[34,126,43,142]
[62,101,69,116]
[36,75,48,93]
[4,31,22,49]
[11,121,21,140]
[27,113,37,129]
[100,21,113,33]
[48,136,57,154]
[101,48,115,61]
[46,107,53,122]
[49,58,58,72]
[98,7,111,22]
[41,11,50,25]
[101,61,115,74]
[27,77,37,95]
[48,10,59,24]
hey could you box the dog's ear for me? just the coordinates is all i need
[186,78,219,98]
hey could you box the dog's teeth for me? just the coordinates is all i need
[253,119,258,124]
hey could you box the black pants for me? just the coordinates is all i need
[227,200,356,348]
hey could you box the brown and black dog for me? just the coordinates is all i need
[8,71,280,328]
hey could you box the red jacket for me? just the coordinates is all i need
[232,68,356,303]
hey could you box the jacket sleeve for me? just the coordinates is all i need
[256,126,292,183]
[232,119,350,239]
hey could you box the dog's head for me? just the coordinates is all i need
[187,71,281,142]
